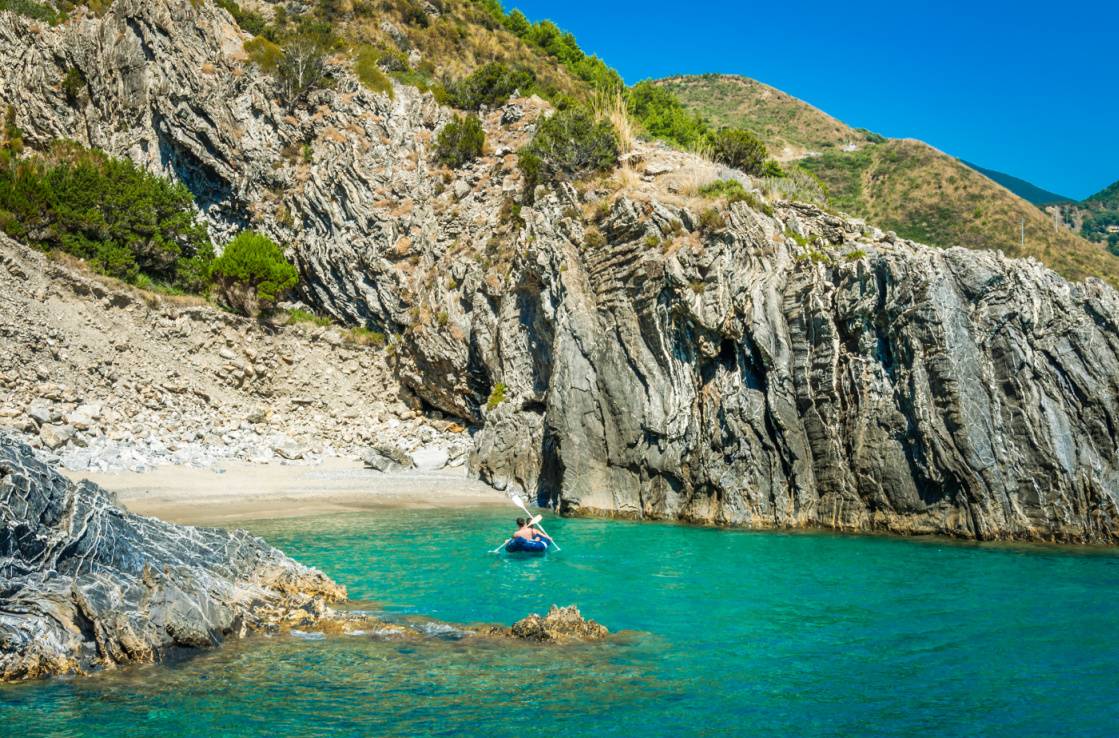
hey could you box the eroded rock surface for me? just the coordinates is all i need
[0,436,346,682]
[509,605,609,643]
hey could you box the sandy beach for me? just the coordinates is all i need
[66,459,509,526]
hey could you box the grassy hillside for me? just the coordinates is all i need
[660,74,1117,286]
[963,161,1074,207]
[659,74,877,160]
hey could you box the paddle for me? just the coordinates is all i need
[512,495,561,551]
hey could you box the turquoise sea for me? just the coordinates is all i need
[2,509,1118,737]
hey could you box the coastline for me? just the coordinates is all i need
[66,459,509,526]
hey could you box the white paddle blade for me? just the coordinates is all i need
[511,494,524,508]
[530,515,543,525]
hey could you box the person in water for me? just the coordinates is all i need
[513,518,552,544]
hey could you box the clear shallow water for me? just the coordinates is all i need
[3,510,1119,737]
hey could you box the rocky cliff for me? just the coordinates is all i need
[0,435,346,682]
[2,0,1117,542]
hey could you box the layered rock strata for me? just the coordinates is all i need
[0,435,346,682]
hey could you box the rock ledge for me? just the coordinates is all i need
[0,435,346,683]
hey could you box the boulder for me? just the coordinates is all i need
[0,437,346,683]
[411,444,449,471]
[361,444,414,472]
[270,433,309,461]
[26,401,55,426]
[510,605,609,643]
[38,423,74,450]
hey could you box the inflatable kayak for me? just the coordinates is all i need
[504,537,549,554]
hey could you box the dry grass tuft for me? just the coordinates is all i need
[592,88,635,154]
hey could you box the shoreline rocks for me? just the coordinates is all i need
[508,605,610,643]
[0,436,346,683]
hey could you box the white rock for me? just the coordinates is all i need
[411,445,449,471]
[40,423,75,450]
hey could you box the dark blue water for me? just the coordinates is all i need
[2,509,1118,737]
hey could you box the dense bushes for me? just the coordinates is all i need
[494,9,623,92]
[215,0,268,36]
[0,140,213,290]
[434,115,485,168]
[446,62,535,110]
[518,109,619,196]
[0,0,63,24]
[710,128,768,176]
[624,81,781,178]
[353,46,395,98]
[209,231,298,316]
[625,81,708,150]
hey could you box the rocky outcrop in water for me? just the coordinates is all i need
[0,436,346,682]
[509,605,609,643]
[2,0,1117,542]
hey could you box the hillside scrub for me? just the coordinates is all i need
[0,139,213,291]
[0,0,64,24]
[353,45,395,98]
[446,62,535,110]
[519,108,619,198]
[210,231,298,316]
[711,128,768,176]
[625,81,709,150]
[435,115,485,168]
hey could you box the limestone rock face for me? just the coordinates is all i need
[470,194,1119,543]
[2,1,1118,542]
[0,436,346,683]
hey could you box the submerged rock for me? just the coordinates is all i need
[509,605,609,643]
[0,436,346,683]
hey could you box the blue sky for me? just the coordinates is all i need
[507,0,1118,200]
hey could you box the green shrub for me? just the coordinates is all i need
[434,115,485,168]
[583,227,606,250]
[0,0,63,24]
[287,308,332,326]
[697,207,725,233]
[353,46,395,98]
[396,0,430,27]
[761,160,785,178]
[61,67,84,103]
[244,36,283,72]
[209,231,298,316]
[345,326,387,347]
[518,108,619,196]
[711,128,768,175]
[486,381,507,411]
[626,81,710,149]
[446,62,535,111]
[216,0,268,36]
[2,106,23,157]
[0,141,213,290]
[858,128,887,145]
[699,179,749,200]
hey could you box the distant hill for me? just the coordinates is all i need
[962,162,1075,207]
[1061,180,1119,250]
[1085,180,1119,209]
[659,74,1117,286]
